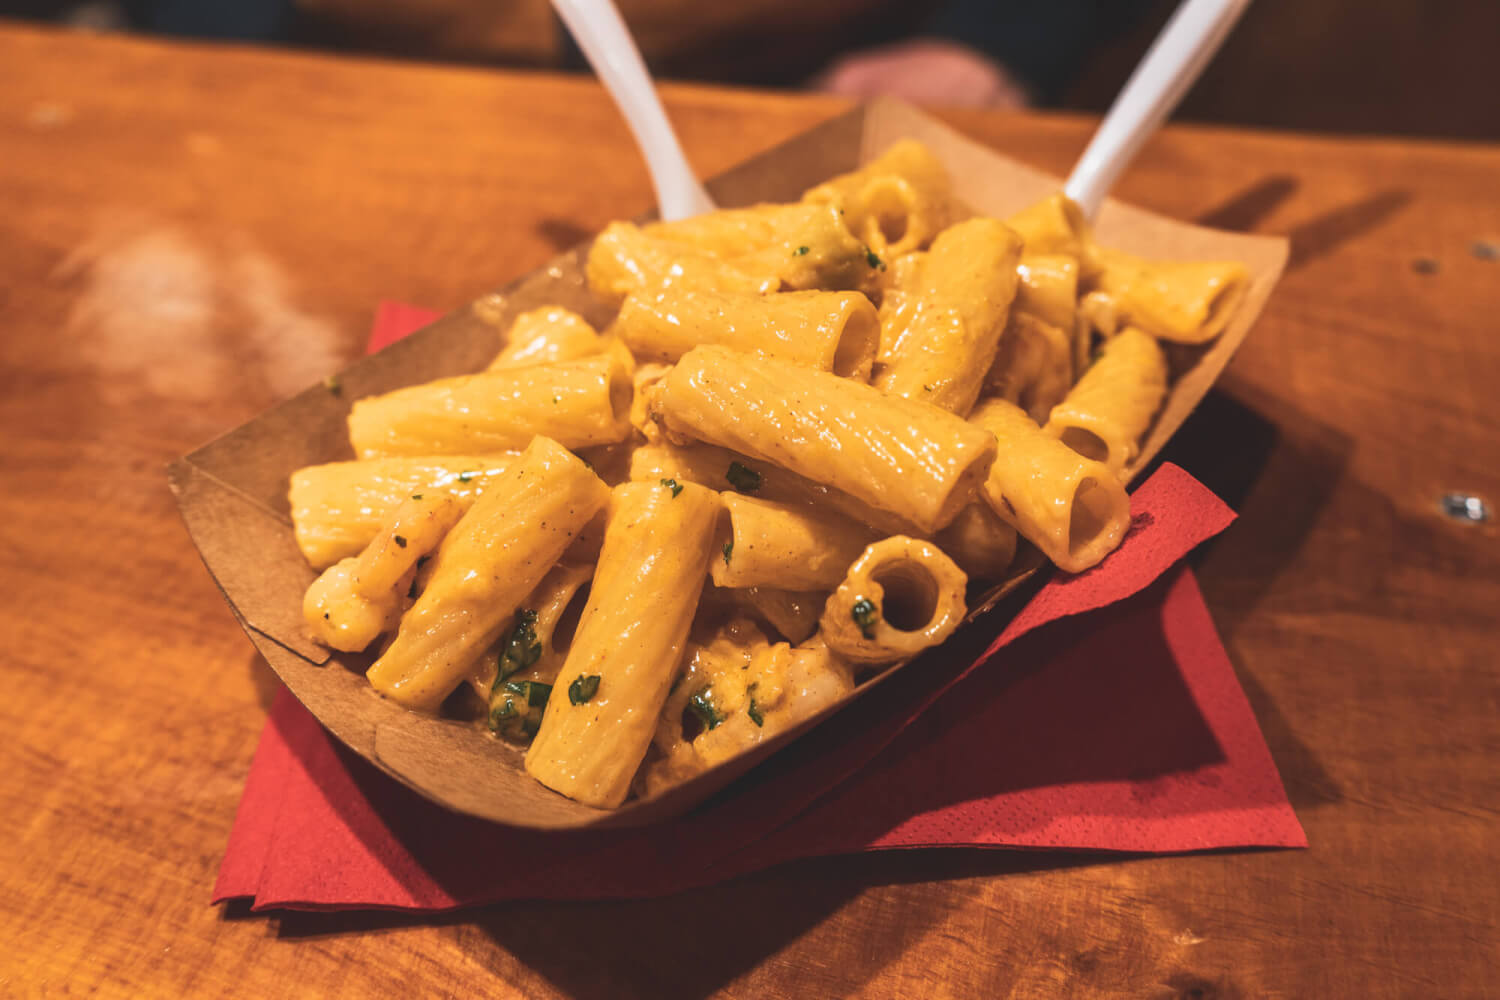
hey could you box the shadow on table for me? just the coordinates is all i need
[1150,381,1352,813]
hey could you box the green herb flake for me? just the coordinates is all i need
[688,688,724,731]
[493,609,542,687]
[322,374,341,394]
[722,540,734,564]
[851,597,879,639]
[410,493,424,500]
[660,478,684,498]
[793,245,810,256]
[864,247,885,270]
[569,674,601,705]
[526,681,552,708]
[393,534,407,548]
[725,461,762,494]
[457,470,476,484]
[748,698,764,727]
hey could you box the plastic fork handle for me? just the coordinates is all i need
[550,0,715,221]
[1064,0,1252,221]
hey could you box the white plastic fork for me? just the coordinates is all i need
[548,0,716,221]
[1065,0,1253,221]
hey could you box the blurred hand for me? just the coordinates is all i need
[813,39,1031,109]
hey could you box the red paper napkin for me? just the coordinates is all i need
[213,304,1304,911]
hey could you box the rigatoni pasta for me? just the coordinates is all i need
[819,537,967,663]
[615,287,879,380]
[1044,327,1168,474]
[525,480,720,808]
[652,344,997,534]
[285,142,1249,810]
[365,436,609,712]
[871,217,1023,414]
[969,398,1131,574]
[348,352,633,458]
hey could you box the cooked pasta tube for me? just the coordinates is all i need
[525,480,720,808]
[819,536,967,664]
[803,139,960,257]
[711,493,877,590]
[1044,326,1168,475]
[1015,254,1080,330]
[347,351,633,458]
[303,493,467,651]
[729,202,880,293]
[615,288,879,381]
[984,311,1075,424]
[652,345,997,534]
[871,218,1023,413]
[933,501,1018,581]
[585,221,777,308]
[365,437,609,712]
[739,586,823,644]
[640,624,854,797]
[476,562,594,742]
[1004,192,1099,276]
[643,201,825,257]
[632,439,925,539]
[969,398,1130,573]
[289,454,517,569]
[1090,248,1249,344]
[487,307,606,370]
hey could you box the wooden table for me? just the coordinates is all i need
[2,22,1496,999]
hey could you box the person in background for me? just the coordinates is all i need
[27,0,1153,110]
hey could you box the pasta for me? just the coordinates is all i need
[871,218,1023,414]
[969,398,1131,573]
[1090,248,1249,344]
[711,493,877,590]
[819,537,967,663]
[285,142,1247,810]
[304,493,466,651]
[1044,327,1168,474]
[365,436,610,711]
[525,480,720,808]
[487,306,607,370]
[803,138,960,257]
[651,344,997,534]
[348,352,633,458]
[289,454,517,569]
[615,287,879,380]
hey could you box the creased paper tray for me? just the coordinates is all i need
[169,99,1288,830]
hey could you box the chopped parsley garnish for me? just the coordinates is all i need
[687,688,724,731]
[393,534,407,548]
[410,493,424,500]
[725,461,761,494]
[457,470,476,484]
[569,674,601,705]
[722,540,734,564]
[793,245,810,256]
[493,609,541,686]
[660,478,683,497]
[322,374,341,394]
[510,679,551,707]
[864,247,885,270]
[851,597,879,639]
[747,683,764,727]
[489,680,550,737]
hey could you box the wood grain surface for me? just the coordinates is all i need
[2,22,1497,1000]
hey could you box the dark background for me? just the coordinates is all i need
[4,0,1496,141]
